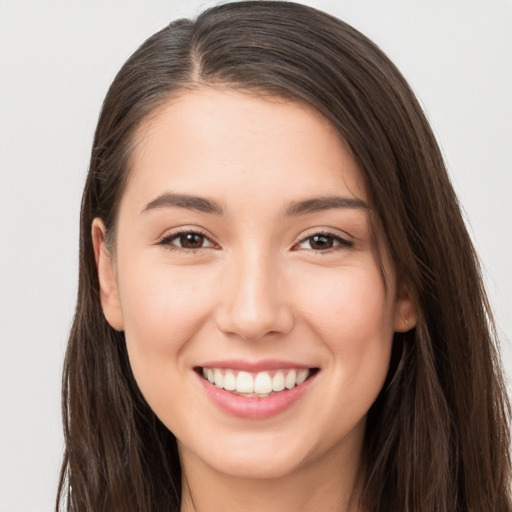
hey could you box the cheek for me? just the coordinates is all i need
[116,259,217,392]
[297,263,395,343]
[298,264,395,413]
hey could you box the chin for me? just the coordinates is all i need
[178,429,315,481]
[208,453,305,481]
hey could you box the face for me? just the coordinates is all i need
[94,88,415,480]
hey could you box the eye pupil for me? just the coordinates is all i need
[180,233,204,249]
[310,234,333,250]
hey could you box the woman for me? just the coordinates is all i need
[56,1,511,511]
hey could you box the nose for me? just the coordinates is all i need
[215,250,294,341]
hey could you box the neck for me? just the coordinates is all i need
[179,437,364,512]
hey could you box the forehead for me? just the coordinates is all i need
[123,87,367,212]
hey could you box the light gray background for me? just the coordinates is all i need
[1,1,511,510]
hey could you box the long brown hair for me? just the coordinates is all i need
[57,2,511,510]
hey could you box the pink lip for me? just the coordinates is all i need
[200,359,312,372]
[196,367,318,420]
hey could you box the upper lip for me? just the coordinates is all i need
[198,359,315,372]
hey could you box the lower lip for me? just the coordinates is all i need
[197,371,317,420]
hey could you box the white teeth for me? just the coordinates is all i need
[285,369,297,389]
[214,368,224,388]
[296,369,309,385]
[272,370,285,392]
[254,372,273,394]
[236,371,254,393]
[223,371,236,391]
[202,367,313,395]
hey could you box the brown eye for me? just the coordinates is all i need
[309,234,335,250]
[159,231,216,250]
[296,232,353,251]
[179,233,205,249]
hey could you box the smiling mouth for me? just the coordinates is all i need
[196,367,319,398]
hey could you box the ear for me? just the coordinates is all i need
[91,218,124,331]
[393,282,418,333]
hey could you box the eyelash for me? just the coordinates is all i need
[293,231,354,254]
[157,228,354,254]
[157,229,218,252]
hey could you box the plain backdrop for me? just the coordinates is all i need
[1,1,511,510]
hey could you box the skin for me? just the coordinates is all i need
[93,88,417,512]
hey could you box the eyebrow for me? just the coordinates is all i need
[285,196,369,216]
[141,192,224,215]
[141,192,368,216]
